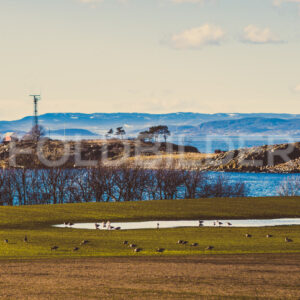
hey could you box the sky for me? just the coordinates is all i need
[0,0,300,120]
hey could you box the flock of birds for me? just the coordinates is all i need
[3,235,28,244]
[2,220,295,253]
[202,220,232,227]
[119,233,295,253]
[2,235,90,252]
[121,239,210,253]
[64,221,121,231]
[63,220,232,231]
[50,239,90,252]
[122,240,165,253]
[46,232,295,253]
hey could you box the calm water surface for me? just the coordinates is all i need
[55,218,300,230]
[207,172,300,197]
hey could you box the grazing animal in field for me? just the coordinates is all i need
[191,243,198,247]
[245,234,252,238]
[80,240,89,245]
[206,246,214,250]
[129,244,137,248]
[177,240,184,244]
[73,247,79,251]
[24,236,28,243]
[266,234,272,238]
[4,239,8,243]
[123,241,129,245]
[134,248,142,253]
[182,241,188,245]
[285,237,293,243]
[156,248,165,253]
[51,246,58,251]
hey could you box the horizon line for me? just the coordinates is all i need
[2,112,300,122]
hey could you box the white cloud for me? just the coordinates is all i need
[242,25,282,44]
[273,0,300,6]
[170,0,205,3]
[294,84,300,92]
[167,24,225,49]
[273,0,300,14]
[78,0,104,7]
[78,0,127,4]
[79,0,208,5]
[79,0,104,3]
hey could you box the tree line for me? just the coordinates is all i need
[104,125,171,142]
[0,165,247,206]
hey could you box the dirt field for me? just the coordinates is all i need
[0,254,299,299]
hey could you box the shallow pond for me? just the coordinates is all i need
[55,218,300,230]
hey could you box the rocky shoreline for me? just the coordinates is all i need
[130,142,300,174]
[201,142,300,173]
[1,139,300,173]
[0,139,199,168]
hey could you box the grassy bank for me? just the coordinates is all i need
[2,197,300,228]
[0,197,300,259]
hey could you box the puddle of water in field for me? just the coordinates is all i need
[54,218,300,230]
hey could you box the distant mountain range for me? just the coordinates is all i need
[1,113,300,138]
[177,117,300,136]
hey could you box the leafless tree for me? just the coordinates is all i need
[207,174,247,198]
[39,168,70,204]
[277,176,300,196]
[181,167,208,199]
[14,168,31,205]
[0,162,249,206]
[88,165,115,202]
[70,169,94,203]
[0,169,15,205]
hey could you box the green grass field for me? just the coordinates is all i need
[1,197,300,259]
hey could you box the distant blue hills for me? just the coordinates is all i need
[185,117,300,135]
[1,113,300,138]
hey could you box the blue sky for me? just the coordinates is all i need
[0,0,300,119]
